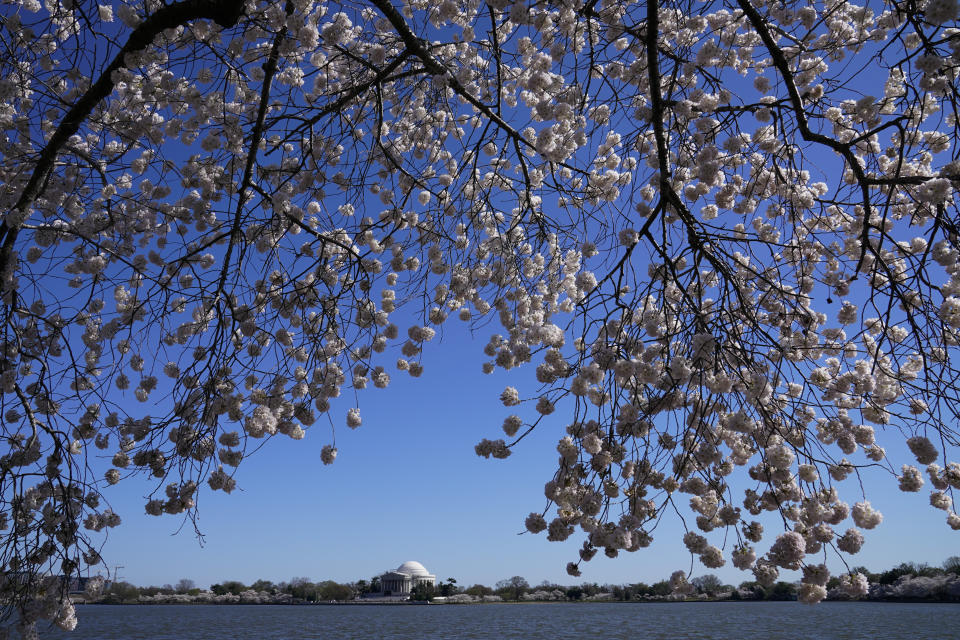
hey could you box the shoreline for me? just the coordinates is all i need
[75,597,960,606]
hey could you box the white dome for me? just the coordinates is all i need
[396,561,430,576]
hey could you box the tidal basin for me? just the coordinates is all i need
[42,601,959,639]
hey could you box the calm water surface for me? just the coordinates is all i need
[40,601,958,639]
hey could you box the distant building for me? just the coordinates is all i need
[380,561,435,596]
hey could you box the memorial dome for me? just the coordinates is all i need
[396,561,430,576]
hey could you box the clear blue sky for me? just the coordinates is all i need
[93,311,958,590]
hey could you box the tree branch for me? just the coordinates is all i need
[368,0,531,148]
[217,1,292,299]
[735,0,877,274]
[1,0,246,287]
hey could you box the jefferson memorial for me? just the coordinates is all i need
[380,561,436,596]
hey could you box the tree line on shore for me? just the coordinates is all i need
[93,557,960,604]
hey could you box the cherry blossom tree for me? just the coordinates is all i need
[2,0,960,632]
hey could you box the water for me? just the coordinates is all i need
[38,601,958,639]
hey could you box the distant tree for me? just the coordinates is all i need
[564,586,583,601]
[944,556,960,575]
[286,577,317,601]
[737,581,766,600]
[352,579,371,597]
[175,578,196,594]
[317,581,353,601]
[140,585,173,596]
[914,563,945,577]
[611,584,642,601]
[211,580,248,595]
[691,574,723,596]
[226,580,248,595]
[879,562,919,585]
[649,581,672,597]
[410,582,437,601]
[103,581,140,603]
[250,579,277,594]
[464,584,493,597]
[370,577,382,594]
[439,578,459,597]
[767,582,797,601]
[495,576,530,601]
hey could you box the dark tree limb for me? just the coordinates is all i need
[1,0,246,285]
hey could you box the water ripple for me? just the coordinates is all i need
[38,601,959,640]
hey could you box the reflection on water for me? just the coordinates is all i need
[39,601,959,640]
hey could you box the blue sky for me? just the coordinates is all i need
[94,311,959,590]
